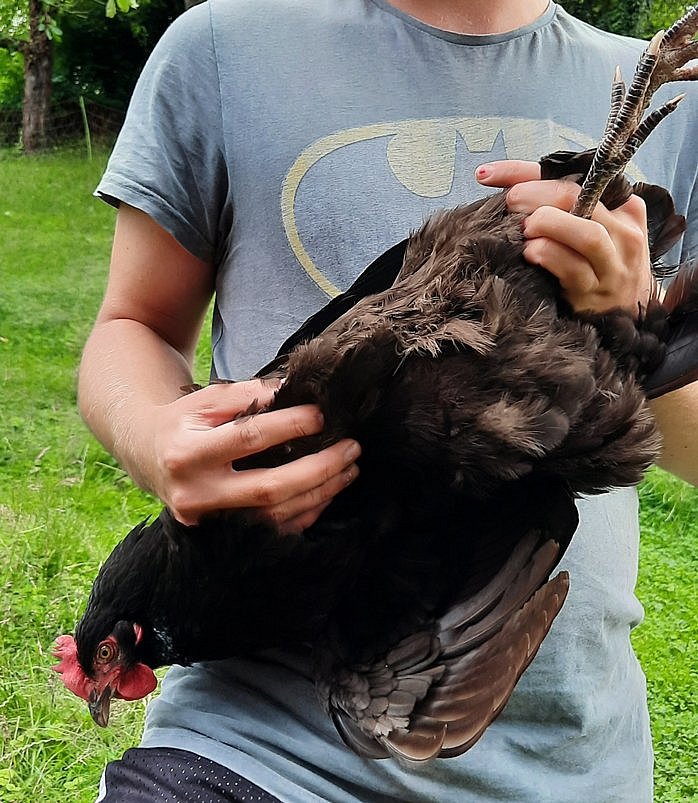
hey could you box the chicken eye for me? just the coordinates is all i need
[96,642,116,663]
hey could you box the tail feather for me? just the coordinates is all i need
[633,181,686,264]
[644,261,698,398]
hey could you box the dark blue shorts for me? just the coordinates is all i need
[98,747,281,802]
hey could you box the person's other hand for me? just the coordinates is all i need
[476,160,655,315]
[144,380,360,532]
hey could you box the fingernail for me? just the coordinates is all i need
[475,164,493,181]
[345,441,361,462]
[344,464,360,485]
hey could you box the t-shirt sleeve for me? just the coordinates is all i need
[95,2,229,263]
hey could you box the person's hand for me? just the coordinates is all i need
[475,160,655,315]
[141,379,360,532]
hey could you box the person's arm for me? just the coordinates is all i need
[79,204,360,529]
[477,160,698,486]
[647,384,698,484]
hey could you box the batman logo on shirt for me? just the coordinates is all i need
[281,116,648,297]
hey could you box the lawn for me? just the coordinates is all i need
[0,148,696,802]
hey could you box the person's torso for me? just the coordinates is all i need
[102,1,698,799]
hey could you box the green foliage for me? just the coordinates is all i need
[644,0,697,33]
[105,0,139,18]
[559,0,693,37]
[52,0,182,106]
[0,49,24,108]
[0,0,70,44]
[560,0,650,36]
[0,0,181,116]
[0,0,28,41]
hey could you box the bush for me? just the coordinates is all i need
[0,48,24,109]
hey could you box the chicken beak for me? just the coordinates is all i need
[88,685,114,727]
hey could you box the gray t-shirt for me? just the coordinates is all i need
[96,1,698,801]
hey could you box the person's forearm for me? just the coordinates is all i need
[78,317,194,492]
[651,381,698,486]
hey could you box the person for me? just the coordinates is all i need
[80,1,698,800]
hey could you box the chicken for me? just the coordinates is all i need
[54,8,698,763]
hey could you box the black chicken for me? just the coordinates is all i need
[55,9,698,763]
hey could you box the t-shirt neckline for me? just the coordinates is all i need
[367,0,558,45]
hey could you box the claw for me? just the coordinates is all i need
[603,66,626,139]
[572,5,698,219]
[648,5,698,95]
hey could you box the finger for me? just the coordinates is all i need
[475,160,542,188]
[523,206,617,278]
[610,192,649,233]
[203,404,325,462]
[523,236,599,297]
[506,178,649,238]
[506,180,581,214]
[188,379,281,427]
[276,501,334,536]
[266,463,360,533]
[225,438,362,508]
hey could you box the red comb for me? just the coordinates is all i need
[52,634,91,700]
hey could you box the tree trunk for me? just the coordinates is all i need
[22,0,53,152]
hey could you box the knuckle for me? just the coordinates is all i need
[253,476,283,506]
[524,206,554,232]
[525,205,542,224]
[581,272,600,294]
[290,406,323,439]
[523,237,546,264]
[235,419,265,451]
[524,236,559,269]
[160,444,190,478]
[580,219,609,254]
[316,480,337,504]
[623,193,647,219]
[264,505,286,527]
[167,488,199,523]
[306,481,333,509]
[505,184,524,206]
[557,180,580,204]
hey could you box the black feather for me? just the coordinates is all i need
[64,12,698,762]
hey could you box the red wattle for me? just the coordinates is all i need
[115,663,158,700]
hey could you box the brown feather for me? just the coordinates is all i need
[64,8,698,766]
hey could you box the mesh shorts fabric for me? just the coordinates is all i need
[97,747,282,802]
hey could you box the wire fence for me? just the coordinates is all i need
[0,98,125,154]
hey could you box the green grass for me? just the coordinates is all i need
[0,148,696,801]
[635,472,698,802]
[0,147,160,802]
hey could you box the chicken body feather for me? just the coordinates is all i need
[55,7,698,764]
[58,162,694,758]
